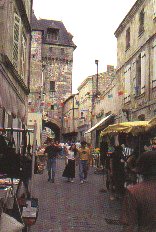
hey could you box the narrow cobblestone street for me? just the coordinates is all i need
[30,159,122,232]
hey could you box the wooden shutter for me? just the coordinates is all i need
[21,33,27,79]
[141,51,146,94]
[153,0,156,18]
[13,13,20,69]
[132,61,136,96]
[136,54,141,95]
[124,65,131,103]
[153,39,156,87]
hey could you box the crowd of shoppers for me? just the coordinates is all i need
[43,139,91,184]
[42,135,156,232]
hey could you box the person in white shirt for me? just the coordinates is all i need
[62,144,78,182]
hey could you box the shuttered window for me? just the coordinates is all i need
[13,13,20,69]
[126,27,130,50]
[124,65,131,103]
[139,9,144,35]
[20,33,27,79]
[50,81,55,92]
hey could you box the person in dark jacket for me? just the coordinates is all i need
[121,151,156,232]
[109,145,125,199]
[44,140,59,183]
[100,140,108,169]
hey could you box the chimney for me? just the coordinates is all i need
[107,65,114,74]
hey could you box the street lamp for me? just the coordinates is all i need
[95,59,99,93]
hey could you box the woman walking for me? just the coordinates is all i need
[62,144,77,182]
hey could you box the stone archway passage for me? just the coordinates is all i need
[43,120,61,142]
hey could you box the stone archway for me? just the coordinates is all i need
[43,120,61,142]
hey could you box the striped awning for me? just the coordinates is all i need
[85,114,114,134]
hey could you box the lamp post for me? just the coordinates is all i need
[95,59,99,94]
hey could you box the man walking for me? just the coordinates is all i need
[77,141,91,184]
[44,139,59,183]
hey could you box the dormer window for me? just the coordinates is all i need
[46,28,59,42]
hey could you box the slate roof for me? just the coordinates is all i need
[31,12,76,48]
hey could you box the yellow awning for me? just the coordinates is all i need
[100,121,150,137]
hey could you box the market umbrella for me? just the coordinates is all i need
[100,121,149,137]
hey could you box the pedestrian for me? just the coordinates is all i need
[44,139,59,183]
[121,150,156,232]
[109,145,125,200]
[62,144,77,182]
[77,141,91,184]
[100,139,108,170]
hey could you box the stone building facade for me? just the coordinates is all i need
[114,0,156,122]
[76,65,118,144]
[62,93,79,142]
[28,12,76,141]
[77,76,93,142]
[91,77,120,147]
[0,0,32,128]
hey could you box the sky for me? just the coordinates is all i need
[33,0,137,93]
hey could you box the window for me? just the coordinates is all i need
[138,114,145,121]
[126,27,130,50]
[13,13,20,69]
[61,48,65,55]
[50,81,55,92]
[46,28,59,42]
[51,105,54,110]
[139,9,144,35]
[49,47,53,53]
[81,112,84,118]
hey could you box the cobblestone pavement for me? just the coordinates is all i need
[30,158,123,232]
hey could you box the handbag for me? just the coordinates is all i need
[0,212,24,232]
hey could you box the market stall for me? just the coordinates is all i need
[0,126,38,231]
[100,117,156,190]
